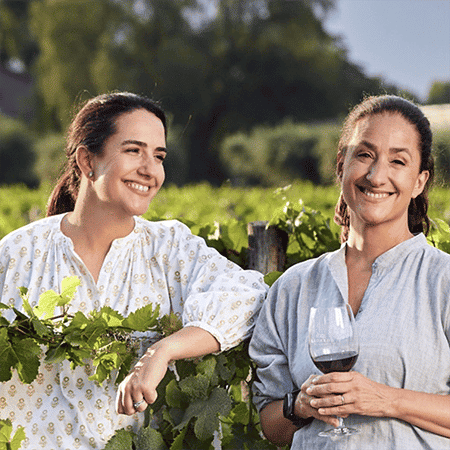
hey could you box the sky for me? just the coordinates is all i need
[323,0,450,102]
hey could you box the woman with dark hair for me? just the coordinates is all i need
[249,95,450,449]
[0,92,267,449]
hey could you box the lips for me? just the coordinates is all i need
[125,181,150,192]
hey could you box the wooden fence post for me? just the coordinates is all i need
[247,221,288,274]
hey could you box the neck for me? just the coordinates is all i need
[346,221,413,265]
[63,192,135,249]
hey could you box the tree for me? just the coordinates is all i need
[427,81,450,105]
[19,0,392,185]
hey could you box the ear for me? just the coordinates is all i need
[411,170,430,199]
[75,146,94,179]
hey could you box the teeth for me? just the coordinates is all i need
[363,189,390,199]
[127,182,149,192]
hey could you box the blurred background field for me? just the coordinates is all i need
[0,0,449,193]
[2,180,450,240]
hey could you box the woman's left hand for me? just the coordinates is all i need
[115,346,170,415]
[305,371,394,419]
[115,326,220,415]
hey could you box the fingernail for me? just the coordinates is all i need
[312,377,320,383]
[306,387,313,394]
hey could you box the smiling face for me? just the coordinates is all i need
[90,108,166,218]
[338,112,429,235]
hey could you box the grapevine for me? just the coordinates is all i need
[0,276,281,450]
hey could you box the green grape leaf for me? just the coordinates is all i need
[103,428,134,450]
[95,307,124,328]
[60,276,81,305]
[158,311,182,336]
[122,303,160,332]
[175,387,232,441]
[44,344,67,364]
[10,336,41,384]
[195,356,217,379]
[82,320,109,347]
[134,425,168,450]
[0,303,10,310]
[33,276,80,319]
[0,419,26,450]
[31,316,51,338]
[90,341,130,385]
[63,312,91,345]
[33,289,61,319]
[0,329,16,382]
[18,289,33,317]
[229,401,250,425]
[165,379,187,408]
[169,426,187,450]
[179,374,210,400]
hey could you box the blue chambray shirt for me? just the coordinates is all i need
[250,234,450,449]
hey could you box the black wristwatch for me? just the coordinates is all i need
[283,389,314,429]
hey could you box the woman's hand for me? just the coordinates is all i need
[298,375,340,427]
[115,326,220,416]
[115,346,170,415]
[305,371,393,419]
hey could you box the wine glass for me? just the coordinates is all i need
[308,305,359,437]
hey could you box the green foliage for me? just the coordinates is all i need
[3,180,450,448]
[32,133,66,186]
[0,277,278,450]
[0,183,50,239]
[269,198,340,267]
[219,119,341,186]
[427,81,450,105]
[4,0,393,185]
[0,277,161,386]
[0,114,38,188]
[433,128,450,186]
[0,419,26,450]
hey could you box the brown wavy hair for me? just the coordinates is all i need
[46,92,166,217]
[333,95,434,243]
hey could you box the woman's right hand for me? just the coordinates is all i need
[298,375,340,428]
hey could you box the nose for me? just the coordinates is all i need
[366,159,388,186]
[137,153,159,178]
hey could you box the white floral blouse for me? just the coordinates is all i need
[0,214,267,449]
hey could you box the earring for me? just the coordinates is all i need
[88,171,94,178]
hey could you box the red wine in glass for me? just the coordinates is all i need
[308,305,360,437]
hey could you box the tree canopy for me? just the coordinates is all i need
[1,0,400,185]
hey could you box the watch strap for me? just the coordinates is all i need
[282,389,314,429]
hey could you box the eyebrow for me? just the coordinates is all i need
[121,139,167,153]
[359,140,412,155]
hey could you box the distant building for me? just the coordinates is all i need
[0,65,34,121]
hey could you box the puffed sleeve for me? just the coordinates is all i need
[166,221,268,351]
[248,277,296,412]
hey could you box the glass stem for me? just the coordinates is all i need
[337,417,344,429]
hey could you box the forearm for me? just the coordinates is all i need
[259,400,298,446]
[390,388,450,438]
[148,325,220,362]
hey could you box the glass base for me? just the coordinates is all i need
[319,426,359,439]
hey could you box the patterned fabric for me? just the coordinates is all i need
[0,214,267,449]
[250,234,450,449]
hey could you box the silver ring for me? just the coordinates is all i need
[133,399,145,409]
[341,395,345,405]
